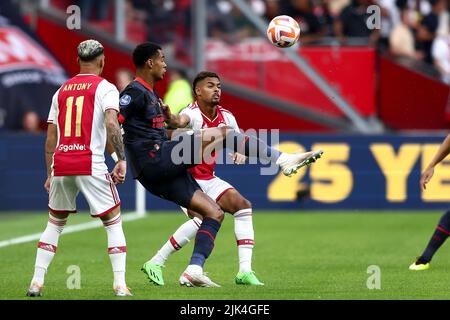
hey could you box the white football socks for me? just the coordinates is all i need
[103,214,127,287]
[150,217,202,266]
[32,214,67,285]
[234,208,254,273]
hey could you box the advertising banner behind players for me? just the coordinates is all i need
[3,133,450,211]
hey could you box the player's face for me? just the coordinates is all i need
[197,77,221,106]
[150,50,167,81]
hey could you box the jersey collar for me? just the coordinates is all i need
[135,77,154,93]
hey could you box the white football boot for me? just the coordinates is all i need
[179,271,221,288]
[114,285,133,297]
[276,150,324,177]
[26,281,43,297]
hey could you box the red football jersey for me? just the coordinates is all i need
[47,74,119,176]
[180,102,240,180]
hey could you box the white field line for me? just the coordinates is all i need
[0,212,145,249]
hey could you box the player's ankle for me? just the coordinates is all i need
[149,256,164,266]
[186,264,203,274]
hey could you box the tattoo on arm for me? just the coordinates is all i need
[110,127,126,161]
[105,110,126,161]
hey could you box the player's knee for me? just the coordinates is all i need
[230,198,252,213]
[209,204,225,223]
[240,198,252,209]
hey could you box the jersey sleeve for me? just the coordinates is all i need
[98,80,120,113]
[226,112,240,132]
[179,106,195,129]
[47,89,60,124]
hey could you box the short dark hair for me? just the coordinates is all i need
[132,42,162,68]
[192,71,220,92]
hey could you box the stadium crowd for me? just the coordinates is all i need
[46,0,450,82]
[4,0,450,133]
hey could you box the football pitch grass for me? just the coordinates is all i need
[1,210,450,300]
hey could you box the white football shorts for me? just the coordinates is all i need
[48,174,121,217]
[180,176,234,215]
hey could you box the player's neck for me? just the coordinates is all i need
[135,71,154,89]
[78,67,100,76]
[198,102,216,120]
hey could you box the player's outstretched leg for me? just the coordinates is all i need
[27,213,68,297]
[201,127,323,177]
[410,210,450,271]
[179,191,224,288]
[101,209,132,296]
[142,216,202,286]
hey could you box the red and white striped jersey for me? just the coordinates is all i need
[180,101,240,180]
[47,74,119,176]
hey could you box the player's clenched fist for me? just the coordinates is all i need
[111,160,127,184]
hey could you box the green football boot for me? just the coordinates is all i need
[235,271,264,286]
[141,261,165,286]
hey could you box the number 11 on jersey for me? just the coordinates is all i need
[65,96,84,137]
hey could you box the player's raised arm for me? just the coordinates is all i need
[160,98,191,128]
[105,109,126,184]
[421,133,450,189]
[44,123,57,193]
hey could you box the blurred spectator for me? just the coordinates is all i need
[377,0,402,48]
[436,0,449,36]
[389,0,419,58]
[128,0,149,23]
[264,0,281,21]
[417,0,447,64]
[334,0,379,45]
[145,0,175,44]
[173,0,192,62]
[208,1,237,43]
[115,68,134,92]
[283,0,326,43]
[22,110,42,134]
[328,0,351,16]
[163,68,193,114]
[229,3,260,41]
[313,0,335,36]
[432,17,450,83]
[76,0,110,21]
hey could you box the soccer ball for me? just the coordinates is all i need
[266,15,301,48]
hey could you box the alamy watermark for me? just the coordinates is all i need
[366,5,381,30]
[366,265,381,290]
[66,5,81,30]
[66,265,81,289]
[170,128,280,176]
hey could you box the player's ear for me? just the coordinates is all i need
[98,56,105,69]
[146,58,153,70]
[194,86,201,96]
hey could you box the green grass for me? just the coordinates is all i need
[1,210,450,300]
